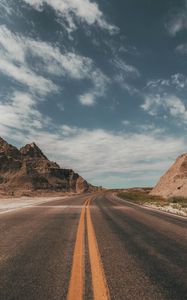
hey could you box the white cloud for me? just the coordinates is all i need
[61,125,78,136]
[0,25,59,95]
[79,69,109,106]
[141,94,187,122]
[137,123,164,135]
[29,40,109,103]
[122,120,130,126]
[112,58,140,78]
[0,59,58,95]
[0,25,108,103]
[114,75,140,95]
[146,73,187,91]
[1,95,184,181]
[141,94,160,116]
[79,93,95,106]
[112,58,140,95]
[176,43,187,55]
[0,91,48,131]
[0,25,92,79]
[143,74,187,123]
[57,102,65,112]
[23,126,186,187]
[167,14,187,36]
[166,2,187,36]
[171,73,187,88]
[0,26,25,62]
[30,43,94,79]
[22,0,118,34]
[0,90,185,186]
[0,0,17,18]
[0,25,90,78]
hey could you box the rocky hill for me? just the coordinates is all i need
[151,153,187,198]
[0,137,95,196]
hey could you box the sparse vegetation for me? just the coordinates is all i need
[168,197,187,208]
[117,189,187,216]
[117,189,164,205]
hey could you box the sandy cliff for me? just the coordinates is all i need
[151,153,187,198]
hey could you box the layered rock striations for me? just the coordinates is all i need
[0,137,94,196]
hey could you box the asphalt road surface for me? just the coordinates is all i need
[0,192,187,300]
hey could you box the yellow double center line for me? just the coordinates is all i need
[67,198,110,300]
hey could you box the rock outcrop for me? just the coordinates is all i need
[0,137,95,196]
[151,153,187,198]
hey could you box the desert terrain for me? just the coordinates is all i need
[0,139,187,300]
[0,191,187,300]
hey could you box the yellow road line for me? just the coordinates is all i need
[67,199,89,300]
[86,198,111,300]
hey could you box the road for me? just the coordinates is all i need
[0,192,187,300]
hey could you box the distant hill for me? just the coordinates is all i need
[0,137,95,196]
[151,153,187,198]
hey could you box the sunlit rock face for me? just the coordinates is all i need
[151,153,187,198]
[0,137,95,196]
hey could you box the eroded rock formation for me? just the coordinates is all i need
[151,153,187,198]
[0,137,95,196]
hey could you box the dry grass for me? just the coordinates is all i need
[168,196,187,209]
[117,190,164,205]
[117,189,187,211]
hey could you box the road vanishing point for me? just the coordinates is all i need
[0,192,187,300]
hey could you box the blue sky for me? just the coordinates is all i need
[0,0,187,188]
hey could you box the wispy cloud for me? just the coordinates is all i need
[122,120,130,126]
[1,0,185,189]
[142,94,187,122]
[0,90,185,187]
[146,73,187,91]
[0,59,59,96]
[142,73,187,124]
[111,57,140,95]
[0,25,109,103]
[57,102,65,112]
[114,75,140,95]
[0,25,59,95]
[0,91,49,131]
[79,69,109,106]
[176,43,187,54]
[22,0,119,34]
[1,90,184,186]
[28,39,109,102]
[166,1,187,36]
[112,58,140,78]
[0,0,20,19]
[13,126,186,187]
[79,93,95,106]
